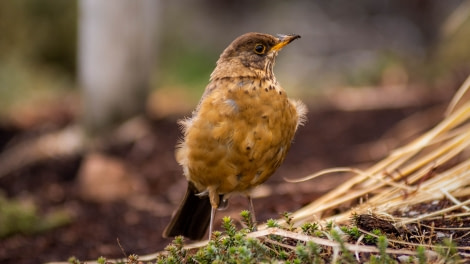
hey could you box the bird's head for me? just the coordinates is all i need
[211,32,300,80]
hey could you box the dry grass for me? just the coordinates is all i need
[285,74,470,227]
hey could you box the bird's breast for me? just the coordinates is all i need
[177,77,300,194]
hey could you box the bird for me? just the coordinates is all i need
[163,32,307,240]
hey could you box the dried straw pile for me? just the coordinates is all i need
[289,75,470,227]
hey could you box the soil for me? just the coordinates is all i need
[0,100,448,263]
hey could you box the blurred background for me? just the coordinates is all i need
[0,0,469,263]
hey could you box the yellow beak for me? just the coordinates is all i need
[271,34,301,51]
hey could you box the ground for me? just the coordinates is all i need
[0,97,448,263]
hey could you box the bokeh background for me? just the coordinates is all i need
[1,0,470,263]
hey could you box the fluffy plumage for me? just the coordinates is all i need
[163,32,306,240]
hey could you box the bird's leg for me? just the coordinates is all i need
[209,206,216,240]
[248,195,257,231]
[207,186,219,240]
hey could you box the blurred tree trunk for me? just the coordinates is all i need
[78,0,159,134]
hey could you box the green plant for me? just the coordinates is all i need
[301,222,319,236]
[436,238,460,263]
[189,217,272,263]
[96,256,106,264]
[416,245,427,264]
[364,229,383,244]
[240,210,255,232]
[377,235,392,264]
[282,212,295,231]
[330,229,355,263]
[293,241,324,264]
[68,256,80,264]
[266,218,279,228]
[340,226,362,240]
[325,220,334,231]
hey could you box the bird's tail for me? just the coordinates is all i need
[162,182,212,240]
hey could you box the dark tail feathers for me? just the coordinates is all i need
[163,182,211,240]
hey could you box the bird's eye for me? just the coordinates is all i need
[254,43,266,54]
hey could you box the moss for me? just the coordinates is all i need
[0,194,71,238]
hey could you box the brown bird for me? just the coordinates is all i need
[163,32,306,240]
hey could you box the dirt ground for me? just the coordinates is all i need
[0,97,448,263]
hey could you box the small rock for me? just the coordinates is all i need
[397,255,413,263]
[408,210,419,216]
[77,152,145,202]
[425,250,438,262]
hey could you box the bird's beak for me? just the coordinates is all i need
[271,34,301,51]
